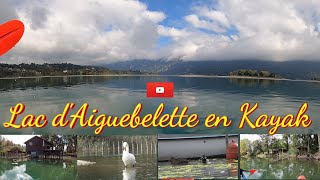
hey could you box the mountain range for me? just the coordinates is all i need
[106,60,320,80]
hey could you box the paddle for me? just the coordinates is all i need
[0,20,24,56]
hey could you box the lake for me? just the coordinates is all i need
[0,75,320,135]
[77,155,157,180]
[0,159,77,180]
[241,157,320,179]
[158,158,238,179]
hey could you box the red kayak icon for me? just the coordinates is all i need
[0,20,24,56]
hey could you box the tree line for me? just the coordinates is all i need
[229,69,279,78]
[78,135,157,157]
[311,76,320,81]
[240,134,320,157]
[0,63,143,78]
[0,136,25,154]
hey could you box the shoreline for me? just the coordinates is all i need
[241,154,320,160]
[0,74,319,83]
[0,156,77,161]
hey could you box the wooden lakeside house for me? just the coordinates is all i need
[24,136,63,159]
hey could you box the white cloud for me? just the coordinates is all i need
[143,11,166,23]
[1,0,320,63]
[157,25,190,39]
[185,5,231,32]
[195,7,230,28]
[185,14,227,33]
[0,0,18,23]
[177,0,320,61]
[1,0,165,64]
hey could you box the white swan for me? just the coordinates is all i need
[122,142,136,167]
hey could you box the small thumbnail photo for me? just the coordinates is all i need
[240,134,320,179]
[0,135,77,180]
[158,134,238,179]
[77,135,157,180]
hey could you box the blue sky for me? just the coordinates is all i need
[141,0,195,28]
[141,0,237,47]
[1,0,320,64]
[141,0,196,48]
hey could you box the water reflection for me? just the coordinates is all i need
[241,157,320,179]
[228,78,278,88]
[77,155,157,180]
[123,167,136,180]
[0,159,77,180]
[0,76,320,135]
[0,164,31,180]
[158,158,238,179]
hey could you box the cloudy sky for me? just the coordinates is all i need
[1,135,36,145]
[1,0,320,64]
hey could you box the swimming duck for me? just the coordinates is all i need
[170,157,188,165]
[122,142,136,167]
[199,155,208,163]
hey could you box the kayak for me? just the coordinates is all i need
[241,173,247,179]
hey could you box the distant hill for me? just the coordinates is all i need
[106,60,320,80]
[0,63,143,78]
[106,60,181,74]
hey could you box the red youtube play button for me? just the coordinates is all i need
[146,82,174,98]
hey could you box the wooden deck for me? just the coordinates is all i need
[37,150,64,159]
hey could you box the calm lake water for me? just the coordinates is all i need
[0,75,320,135]
[77,155,157,180]
[0,159,77,180]
[158,158,238,179]
[241,157,320,179]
